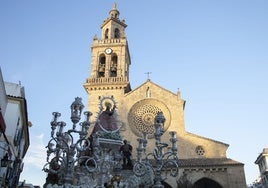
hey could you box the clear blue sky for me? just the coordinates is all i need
[1,0,268,186]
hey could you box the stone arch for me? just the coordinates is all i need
[114,28,120,38]
[194,178,223,188]
[105,28,109,39]
[110,55,118,77]
[98,54,106,77]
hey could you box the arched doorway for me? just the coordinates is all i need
[194,178,222,188]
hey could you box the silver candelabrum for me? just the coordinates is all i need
[134,111,179,188]
[43,97,125,188]
[43,97,101,185]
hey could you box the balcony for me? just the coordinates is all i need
[85,77,128,85]
[92,38,127,46]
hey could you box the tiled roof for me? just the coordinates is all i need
[143,157,243,168]
[178,158,243,167]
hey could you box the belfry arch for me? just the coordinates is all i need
[110,55,118,77]
[98,55,106,77]
[114,28,120,38]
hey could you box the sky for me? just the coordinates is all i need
[1,0,268,186]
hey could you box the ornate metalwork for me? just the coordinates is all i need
[43,97,179,187]
[43,97,125,188]
[43,97,98,185]
[133,111,179,188]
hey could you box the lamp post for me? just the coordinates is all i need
[133,111,179,188]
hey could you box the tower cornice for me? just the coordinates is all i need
[101,17,127,29]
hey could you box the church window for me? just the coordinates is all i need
[110,55,118,77]
[128,99,171,137]
[105,29,109,39]
[195,145,205,156]
[146,87,151,98]
[98,55,106,77]
[114,28,120,38]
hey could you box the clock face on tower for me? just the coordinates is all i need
[105,48,112,54]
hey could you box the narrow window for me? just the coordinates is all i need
[105,29,109,39]
[146,87,151,98]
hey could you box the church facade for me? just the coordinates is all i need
[83,4,246,188]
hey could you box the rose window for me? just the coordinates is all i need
[195,146,205,156]
[128,99,171,137]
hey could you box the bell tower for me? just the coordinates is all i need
[84,4,131,119]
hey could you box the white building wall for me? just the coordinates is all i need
[0,68,7,115]
[0,73,30,187]
[4,82,25,98]
[4,101,21,140]
[4,82,26,157]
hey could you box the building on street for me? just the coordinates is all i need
[0,67,30,187]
